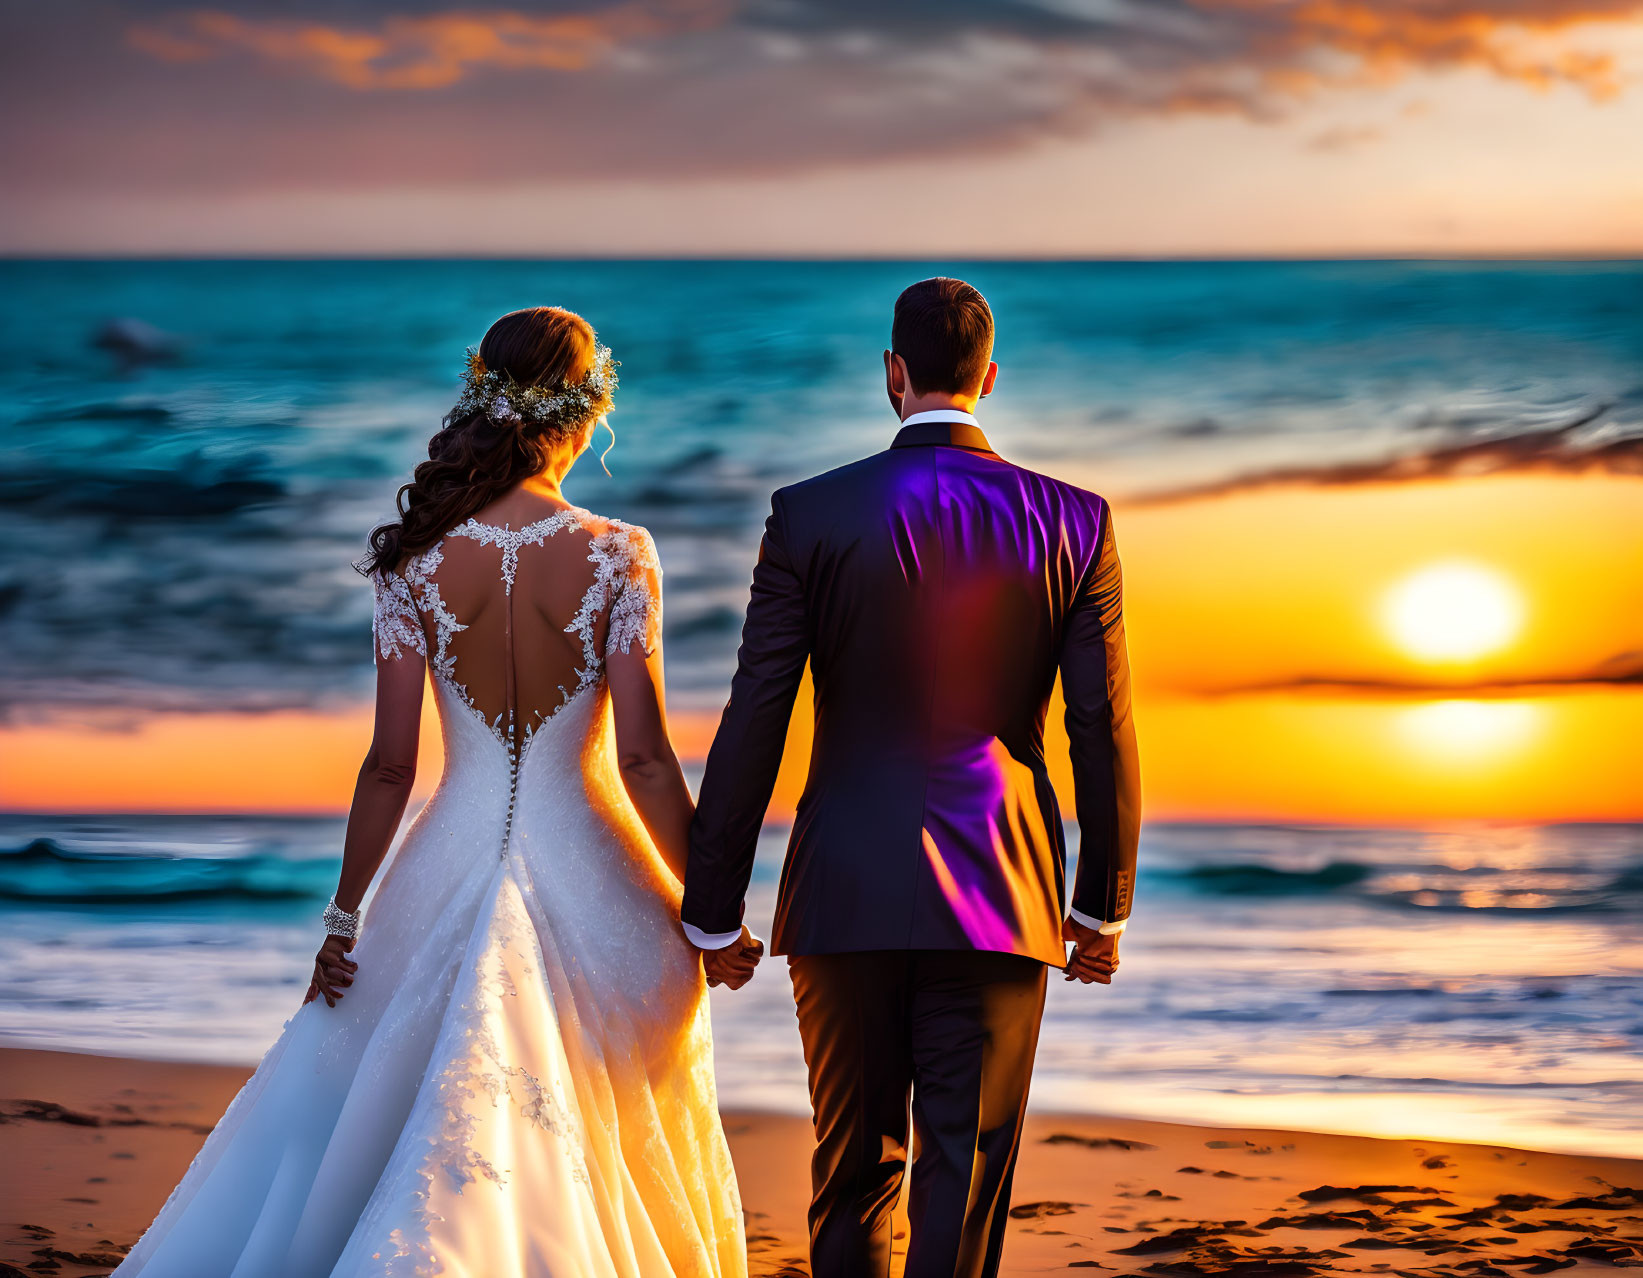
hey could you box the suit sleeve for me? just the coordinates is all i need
[1059,502,1141,929]
[683,491,810,938]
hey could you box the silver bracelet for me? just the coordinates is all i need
[322,896,361,940]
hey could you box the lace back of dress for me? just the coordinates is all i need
[372,508,663,763]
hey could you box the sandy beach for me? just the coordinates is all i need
[3,1046,1639,1278]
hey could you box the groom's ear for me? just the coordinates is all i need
[979,360,999,399]
[884,349,907,413]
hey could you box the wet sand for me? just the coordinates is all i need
[3,1046,1640,1277]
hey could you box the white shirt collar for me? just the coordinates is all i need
[901,408,979,428]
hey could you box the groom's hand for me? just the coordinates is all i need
[1062,917,1120,985]
[700,926,764,990]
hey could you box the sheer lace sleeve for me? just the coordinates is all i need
[373,569,426,662]
[599,523,663,658]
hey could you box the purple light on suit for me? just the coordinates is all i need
[920,828,1020,954]
[685,420,1140,966]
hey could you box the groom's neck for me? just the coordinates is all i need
[898,389,981,418]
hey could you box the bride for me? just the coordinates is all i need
[115,307,759,1277]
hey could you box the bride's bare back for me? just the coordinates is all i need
[376,499,660,763]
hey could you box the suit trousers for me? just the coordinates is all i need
[788,949,1049,1278]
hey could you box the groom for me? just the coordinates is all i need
[683,277,1141,1278]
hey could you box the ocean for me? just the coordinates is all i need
[1,259,1641,1158]
[3,259,1639,715]
[1,814,1638,1158]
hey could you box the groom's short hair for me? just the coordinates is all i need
[892,278,994,396]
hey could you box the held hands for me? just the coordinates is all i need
[700,926,765,991]
[1062,916,1120,985]
[305,934,358,1007]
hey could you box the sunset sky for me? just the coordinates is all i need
[4,1,1643,255]
[0,7,1639,824]
[5,469,1639,823]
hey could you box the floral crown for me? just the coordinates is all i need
[452,342,618,436]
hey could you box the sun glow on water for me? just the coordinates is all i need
[1382,561,1524,664]
[1399,699,1541,763]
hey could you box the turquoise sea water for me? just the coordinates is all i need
[1,260,1640,1155]
[1,814,1638,1157]
[2,259,1639,715]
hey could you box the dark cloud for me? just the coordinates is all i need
[0,0,1637,193]
[1188,649,1643,698]
[1132,400,1643,505]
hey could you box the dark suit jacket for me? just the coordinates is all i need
[682,420,1140,967]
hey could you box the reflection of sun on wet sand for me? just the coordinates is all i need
[4,1047,1641,1278]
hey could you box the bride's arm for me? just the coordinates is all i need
[334,650,426,913]
[604,526,761,985]
[308,605,426,1007]
[607,641,693,883]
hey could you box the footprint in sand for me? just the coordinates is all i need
[1044,1133,1158,1151]
[1008,1201,1088,1220]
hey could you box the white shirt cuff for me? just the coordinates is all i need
[1069,907,1127,936]
[682,921,742,950]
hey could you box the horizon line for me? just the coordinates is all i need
[3,808,1637,830]
[4,252,1642,265]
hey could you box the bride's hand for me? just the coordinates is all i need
[305,935,358,1007]
[701,926,764,991]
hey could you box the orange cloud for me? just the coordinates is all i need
[1271,0,1632,100]
[1132,0,1636,116]
[125,0,1642,108]
[130,2,732,90]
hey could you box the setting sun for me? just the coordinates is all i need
[1383,561,1525,664]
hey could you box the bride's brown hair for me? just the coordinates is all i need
[361,307,598,577]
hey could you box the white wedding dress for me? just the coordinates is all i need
[117,506,747,1278]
